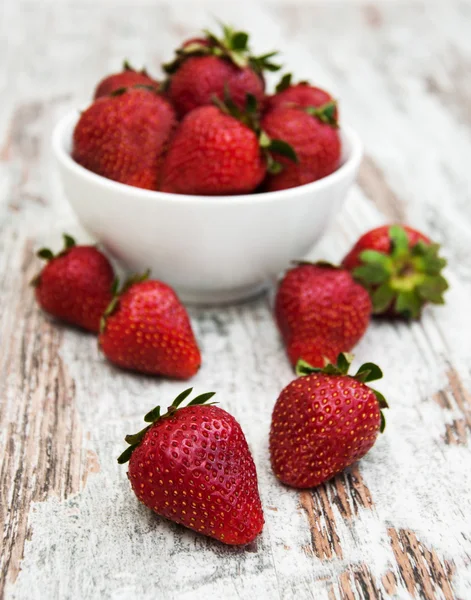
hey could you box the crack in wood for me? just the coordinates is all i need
[300,488,343,560]
[434,368,471,445]
[358,155,406,222]
[364,4,383,28]
[425,47,471,127]
[337,563,384,600]
[381,570,397,596]
[388,527,456,600]
[299,466,374,560]
[0,239,87,595]
[0,101,47,211]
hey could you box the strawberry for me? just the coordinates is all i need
[163,24,280,117]
[118,388,264,545]
[275,262,371,368]
[73,87,176,190]
[94,60,159,99]
[342,225,448,319]
[266,73,336,115]
[270,353,388,488]
[160,96,297,196]
[261,102,341,191]
[33,234,114,333]
[99,274,201,379]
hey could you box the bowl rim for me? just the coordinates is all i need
[52,109,363,205]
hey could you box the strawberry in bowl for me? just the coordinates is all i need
[53,24,362,304]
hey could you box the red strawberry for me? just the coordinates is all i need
[99,275,201,379]
[160,104,266,195]
[118,388,264,545]
[275,262,372,368]
[73,87,176,190]
[94,60,159,99]
[342,224,448,319]
[266,73,335,114]
[270,353,388,488]
[261,103,341,191]
[33,234,114,333]
[286,334,340,371]
[163,24,279,117]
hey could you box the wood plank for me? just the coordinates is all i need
[1,1,471,599]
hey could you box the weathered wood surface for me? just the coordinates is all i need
[1,1,471,598]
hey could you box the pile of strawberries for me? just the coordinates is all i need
[34,221,447,546]
[72,25,341,196]
[39,23,450,547]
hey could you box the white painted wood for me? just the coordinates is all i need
[1,1,471,599]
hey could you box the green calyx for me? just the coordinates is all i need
[163,23,280,75]
[304,101,338,127]
[110,84,160,97]
[275,73,310,93]
[296,353,388,433]
[275,73,292,93]
[212,90,298,174]
[32,234,76,286]
[36,233,75,261]
[117,388,217,464]
[122,59,149,77]
[99,270,150,333]
[352,225,448,319]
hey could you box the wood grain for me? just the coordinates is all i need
[388,528,456,600]
[1,1,471,599]
[0,238,87,595]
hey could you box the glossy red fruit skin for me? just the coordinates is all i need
[160,106,266,196]
[342,225,431,271]
[270,373,381,488]
[99,280,200,379]
[128,404,264,545]
[275,264,372,366]
[35,246,114,333]
[287,335,340,369]
[94,71,159,99]
[167,55,265,117]
[266,83,333,112]
[73,88,176,190]
[261,108,341,191]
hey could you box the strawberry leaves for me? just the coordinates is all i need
[118,389,217,464]
[164,23,280,74]
[352,225,448,319]
[212,91,298,174]
[37,233,76,262]
[304,101,338,127]
[33,233,78,285]
[100,270,150,333]
[275,73,292,93]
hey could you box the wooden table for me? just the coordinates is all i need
[1,1,471,598]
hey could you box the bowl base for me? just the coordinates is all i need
[176,282,269,306]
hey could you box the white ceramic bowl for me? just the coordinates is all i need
[52,111,363,305]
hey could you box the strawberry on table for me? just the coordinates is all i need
[270,353,388,488]
[99,274,201,379]
[33,234,114,333]
[275,262,371,368]
[73,86,176,190]
[266,73,336,114]
[261,101,341,191]
[119,388,264,545]
[160,95,297,196]
[163,23,280,117]
[94,60,159,99]
[342,224,448,319]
